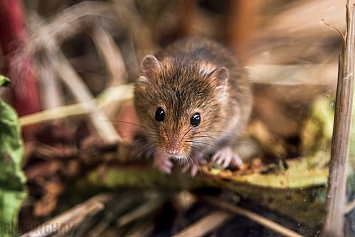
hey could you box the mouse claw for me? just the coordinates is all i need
[190,164,198,176]
[181,150,205,176]
[212,146,243,168]
[181,162,199,176]
[181,164,189,173]
[154,153,173,174]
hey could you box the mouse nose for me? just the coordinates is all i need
[165,136,185,156]
[167,149,180,155]
[166,142,183,156]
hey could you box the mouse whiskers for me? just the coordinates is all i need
[190,141,217,150]
[181,127,193,142]
[187,153,203,176]
[131,141,155,160]
[109,120,157,134]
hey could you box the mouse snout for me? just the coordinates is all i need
[166,149,180,155]
[165,139,185,156]
[166,142,182,155]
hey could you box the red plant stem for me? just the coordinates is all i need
[0,0,40,116]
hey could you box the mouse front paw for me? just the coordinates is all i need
[153,153,173,174]
[181,150,206,176]
[212,146,243,168]
[181,162,199,176]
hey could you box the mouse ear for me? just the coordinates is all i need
[208,67,229,96]
[138,55,161,87]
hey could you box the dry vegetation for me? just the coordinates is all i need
[1,0,354,236]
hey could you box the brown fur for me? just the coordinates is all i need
[134,36,253,159]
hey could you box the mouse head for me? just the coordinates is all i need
[134,55,229,159]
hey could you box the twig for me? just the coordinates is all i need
[202,196,303,237]
[345,199,355,214]
[172,211,231,237]
[116,196,163,227]
[89,25,127,87]
[87,192,147,237]
[19,84,133,126]
[20,194,112,237]
[50,51,121,144]
[19,103,91,126]
[27,13,121,143]
[124,220,154,237]
[321,19,346,41]
[321,1,355,236]
[37,54,64,110]
[28,13,63,111]
[27,2,118,53]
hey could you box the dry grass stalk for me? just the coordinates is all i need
[116,197,163,227]
[125,221,154,237]
[345,199,355,214]
[51,51,121,144]
[321,2,354,237]
[37,55,63,110]
[20,194,112,237]
[86,193,148,237]
[19,84,133,126]
[202,196,303,237]
[172,211,231,237]
[19,103,91,126]
[29,13,64,111]
[28,2,118,53]
[89,25,127,87]
[27,12,121,144]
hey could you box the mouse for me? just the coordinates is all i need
[133,36,253,175]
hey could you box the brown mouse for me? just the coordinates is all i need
[133,36,253,175]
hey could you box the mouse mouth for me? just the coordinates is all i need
[170,154,188,160]
[156,149,188,160]
[166,152,187,159]
[159,140,190,159]
[164,150,188,160]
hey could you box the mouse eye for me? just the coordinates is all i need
[190,113,201,127]
[155,107,165,122]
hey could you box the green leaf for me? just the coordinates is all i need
[0,99,27,237]
[79,155,328,228]
[0,75,11,87]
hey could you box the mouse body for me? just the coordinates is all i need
[133,37,253,175]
